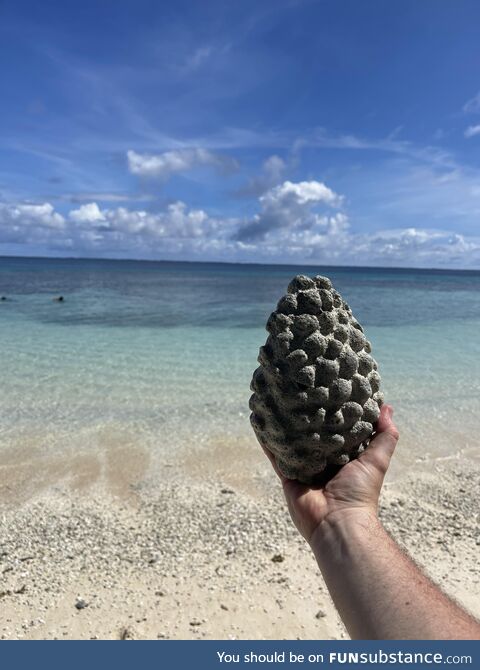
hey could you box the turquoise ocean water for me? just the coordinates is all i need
[1,257,479,480]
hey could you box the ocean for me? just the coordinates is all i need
[1,256,479,484]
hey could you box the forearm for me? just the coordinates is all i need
[311,511,480,640]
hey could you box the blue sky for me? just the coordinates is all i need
[1,0,480,267]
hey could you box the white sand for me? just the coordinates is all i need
[0,434,478,639]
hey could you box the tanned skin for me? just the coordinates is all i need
[263,405,480,640]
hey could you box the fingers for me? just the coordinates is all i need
[261,404,399,483]
[260,443,287,483]
[361,404,399,473]
[376,403,399,442]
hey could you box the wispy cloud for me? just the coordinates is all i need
[310,128,457,170]
[182,46,213,72]
[127,148,239,180]
[464,125,480,139]
[463,91,480,114]
[235,154,287,197]
[176,43,232,75]
[66,192,155,204]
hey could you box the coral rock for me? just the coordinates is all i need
[250,275,382,484]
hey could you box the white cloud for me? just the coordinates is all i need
[237,224,480,268]
[270,180,341,206]
[464,125,480,139]
[98,202,220,239]
[0,202,65,230]
[351,228,480,267]
[0,202,65,247]
[63,202,234,253]
[69,202,105,223]
[127,148,237,179]
[1,180,480,268]
[463,92,480,114]
[236,180,343,241]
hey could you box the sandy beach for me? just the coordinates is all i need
[1,431,478,640]
[1,260,479,640]
[2,0,480,647]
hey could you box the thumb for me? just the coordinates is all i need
[260,443,288,483]
[360,404,399,474]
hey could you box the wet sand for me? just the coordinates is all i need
[0,433,479,639]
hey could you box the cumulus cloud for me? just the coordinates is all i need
[127,148,238,179]
[350,228,480,267]
[0,202,65,247]
[8,203,65,229]
[464,125,480,138]
[61,200,235,256]
[0,202,65,232]
[236,180,343,242]
[1,179,480,268]
[95,201,224,240]
[69,202,105,223]
[275,181,342,206]
[237,224,480,268]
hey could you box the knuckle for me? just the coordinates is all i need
[389,427,400,441]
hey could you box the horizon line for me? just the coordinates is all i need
[0,252,479,274]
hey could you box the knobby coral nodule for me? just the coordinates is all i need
[250,275,383,484]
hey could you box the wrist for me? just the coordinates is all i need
[309,508,382,558]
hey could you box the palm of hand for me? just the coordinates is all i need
[265,404,398,543]
[282,453,384,542]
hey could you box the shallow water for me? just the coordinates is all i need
[1,257,479,483]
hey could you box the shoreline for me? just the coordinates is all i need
[0,435,478,640]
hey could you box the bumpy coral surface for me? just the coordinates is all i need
[250,275,383,484]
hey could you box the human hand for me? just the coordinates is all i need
[263,404,399,544]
